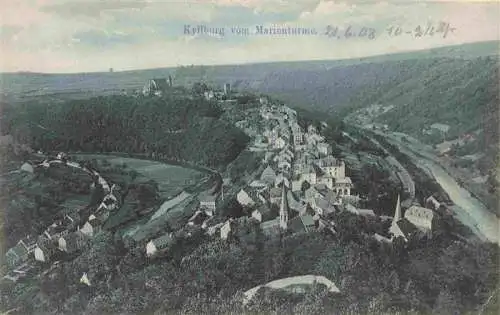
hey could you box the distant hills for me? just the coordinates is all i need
[1,40,497,104]
[1,40,498,158]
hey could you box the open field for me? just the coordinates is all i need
[122,193,198,242]
[75,154,205,198]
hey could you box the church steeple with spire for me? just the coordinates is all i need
[393,194,402,222]
[389,194,405,240]
[279,184,289,230]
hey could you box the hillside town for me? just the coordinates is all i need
[3,155,120,285]
[2,88,450,299]
[1,64,498,315]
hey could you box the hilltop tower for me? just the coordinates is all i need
[224,83,231,95]
[279,184,289,230]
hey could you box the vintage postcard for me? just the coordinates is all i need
[0,1,499,314]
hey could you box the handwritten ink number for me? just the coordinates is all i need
[325,25,339,38]
[414,25,423,37]
[358,27,376,40]
[387,26,402,36]
[436,22,455,38]
[344,25,354,38]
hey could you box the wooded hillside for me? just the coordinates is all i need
[0,95,249,169]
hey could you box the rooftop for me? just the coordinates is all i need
[153,233,174,248]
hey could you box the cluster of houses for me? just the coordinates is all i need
[178,101,444,246]
[3,153,120,283]
[346,104,394,128]
[141,101,358,258]
[142,77,173,96]
[2,98,448,287]
[217,103,357,237]
[372,194,443,243]
[423,123,451,139]
[203,83,232,101]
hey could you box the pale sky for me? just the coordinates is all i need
[0,0,498,73]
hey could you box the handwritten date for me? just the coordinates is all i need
[325,25,376,40]
[387,22,456,38]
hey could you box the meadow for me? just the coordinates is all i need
[75,154,205,199]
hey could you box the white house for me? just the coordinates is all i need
[56,152,68,160]
[146,233,174,257]
[204,90,215,100]
[274,137,286,150]
[291,179,303,192]
[20,162,34,173]
[300,165,317,185]
[34,241,58,263]
[345,204,375,217]
[143,78,169,96]
[305,186,323,203]
[220,220,233,240]
[333,177,353,196]
[260,165,277,185]
[80,273,91,286]
[146,241,157,257]
[425,196,441,211]
[58,232,86,254]
[249,180,267,189]
[252,209,263,222]
[311,196,336,216]
[404,206,435,232]
[314,156,346,179]
[317,143,331,157]
[317,173,334,189]
[199,194,217,214]
[34,247,47,262]
[292,125,304,146]
[430,123,450,134]
[79,221,95,237]
[237,189,255,207]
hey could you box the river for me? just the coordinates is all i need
[382,133,499,244]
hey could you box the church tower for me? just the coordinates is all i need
[279,184,289,230]
[389,194,404,239]
[393,194,402,222]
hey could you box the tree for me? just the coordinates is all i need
[220,197,244,219]
[192,82,208,95]
[301,180,311,192]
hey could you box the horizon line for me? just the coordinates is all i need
[1,39,498,76]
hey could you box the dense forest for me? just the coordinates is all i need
[373,57,499,143]
[0,94,249,169]
[257,55,498,155]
